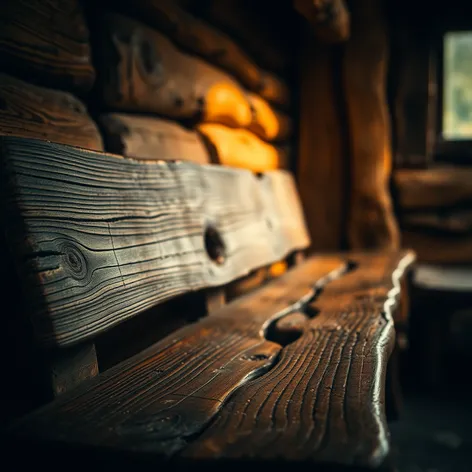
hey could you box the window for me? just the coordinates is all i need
[442,31,472,140]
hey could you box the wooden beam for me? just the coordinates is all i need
[185,252,414,466]
[0,74,103,151]
[8,251,414,469]
[198,124,289,172]
[343,0,400,250]
[294,0,350,42]
[394,168,472,210]
[0,0,95,92]
[47,344,99,396]
[205,288,227,314]
[297,31,346,252]
[247,94,292,142]
[402,231,472,264]
[98,0,290,107]
[94,13,288,140]
[185,0,291,72]
[2,137,309,347]
[99,114,210,163]
[95,13,251,127]
[8,255,347,457]
[402,210,472,234]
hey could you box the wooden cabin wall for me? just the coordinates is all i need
[0,0,299,424]
[297,0,400,253]
[389,1,472,264]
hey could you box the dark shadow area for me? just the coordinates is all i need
[391,287,472,472]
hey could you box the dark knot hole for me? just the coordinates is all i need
[204,225,226,265]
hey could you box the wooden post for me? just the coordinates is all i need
[47,344,99,396]
[297,28,347,252]
[206,289,226,314]
[343,0,400,250]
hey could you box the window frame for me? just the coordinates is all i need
[434,27,472,162]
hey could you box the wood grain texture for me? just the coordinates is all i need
[1,137,309,347]
[247,94,292,142]
[8,256,347,455]
[394,168,472,210]
[184,251,415,468]
[99,0,290,107]
[402,231,472,264]
[198,124,288,172]
[294,0,350,42]
[8,251,414,468]
[99,114,210,163]
[96,13,254,128]
[297,33,347,252]
[0,0,95,91]
[344,0,400,250]
[402,210,472,234]
[0,74,103,151]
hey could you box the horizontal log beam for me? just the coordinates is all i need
[0,0,95,91]
[402,230,472,264]
[99,0,290,107]
[2,137,308,347]
[95,13,290,141]
[394,168,472,209]
[0,74,103,151]
[99,114,210,163]
[186,0,291,72]
[248,94,292,142]
[198,124,289,172]
[402,210,472,234]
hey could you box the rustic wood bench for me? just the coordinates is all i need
[1,136,415,469]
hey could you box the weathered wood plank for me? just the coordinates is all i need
[402,210,472,234]
[248,94,292,142]
[0,0,95,92]
[95,13,254,128]
[297,32,346,251]
[99,114,210,163]
[98,0,290,107]
[344,0,400,249]
[0,74,103,151]
[402,231,472,264]
[1,137,309,347]
[184,251,415,468]
[8,251,414,467]
[394,168,472,210]
[294,0,350,42]
[198,124,288,172]
[8,256,347,454]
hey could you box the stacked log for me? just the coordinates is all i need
[0,0,102,150]
[395,168,472,263]
[0,0,296,344]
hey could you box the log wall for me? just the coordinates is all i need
[0,0,298,419]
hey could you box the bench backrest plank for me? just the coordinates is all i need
[1,137,309,348]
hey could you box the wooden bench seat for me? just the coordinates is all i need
[0,137,415,469]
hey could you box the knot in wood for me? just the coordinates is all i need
[204,225,226,265]
[61,243,87,280]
